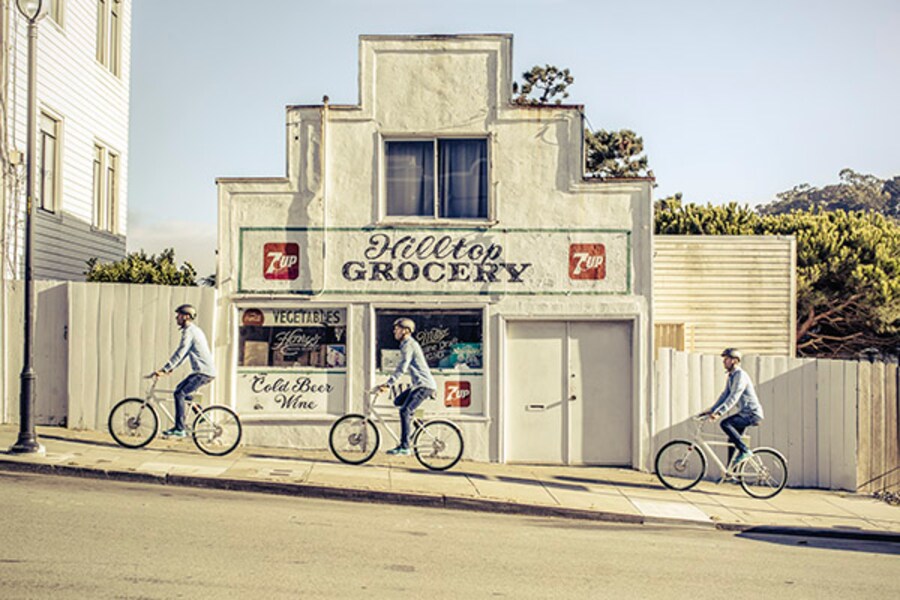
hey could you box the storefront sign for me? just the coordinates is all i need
[235,371,344,416]
[444,380,471,408]
[239,227,630,295]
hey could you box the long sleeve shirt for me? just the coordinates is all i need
[386,337,436,390]
[162,323,217,377]
[711,367,764,420]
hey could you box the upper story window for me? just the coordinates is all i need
[93,143,119,233]
[96,0,122,75]
[385,138,488,220]
[49,0,64,25]
[38,112,60,213]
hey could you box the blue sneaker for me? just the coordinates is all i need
[734,450,753,465]
[386,446,410,456]
[162,427,187,438]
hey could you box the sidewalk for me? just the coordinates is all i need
[1,424,898,542]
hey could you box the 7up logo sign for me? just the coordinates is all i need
[263,243,300,280]
[444,381,471,408]
[568,243,606,280]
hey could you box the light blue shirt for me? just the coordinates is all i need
[711,367,764,420]
[387,336,436,390]
[163,323,217,377]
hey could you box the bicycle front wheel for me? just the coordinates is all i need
[192,406,242,456]
[108,398,159,449]
[739,448,787,499]
[412,420,463,471]
[329,414,379,465]
[655,440,707,491]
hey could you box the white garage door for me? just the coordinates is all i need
[505,320,633,465]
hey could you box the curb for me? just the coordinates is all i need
[3,456,898,543]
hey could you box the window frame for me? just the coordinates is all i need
[49,0,65,26]
[92,141,119,233]
[96,0,122,76]
[380,135,493,225]
[38,112,61,213]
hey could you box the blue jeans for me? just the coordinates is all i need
[720,414,760,463]
[173,373,214,430]
[394,387,434,448]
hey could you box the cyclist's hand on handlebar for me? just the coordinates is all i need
[371,384,388,395]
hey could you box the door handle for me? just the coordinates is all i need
[526,404,545,411]
[569,395,577,401]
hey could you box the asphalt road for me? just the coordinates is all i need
[0,471,897,599]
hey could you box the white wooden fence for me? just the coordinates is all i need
[3,281,215,430]
[654,349,886,491]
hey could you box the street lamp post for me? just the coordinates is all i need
[9,0,47,455]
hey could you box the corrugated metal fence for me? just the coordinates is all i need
[655,349,899,492]
[4,281,215,430]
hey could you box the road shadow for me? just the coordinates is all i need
[735,528,900,556]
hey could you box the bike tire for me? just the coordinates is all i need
[655,439,707,491]
[108,398,159,449]
[412,419,464,471]
[329,414,379,465]
[739,447,788,499]
[192,405,242,456]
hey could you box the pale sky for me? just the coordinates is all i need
[127,0,900,276]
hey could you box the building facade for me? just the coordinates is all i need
[1,0,130,281]
[216,35,654,467]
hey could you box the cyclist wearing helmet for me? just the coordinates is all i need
[376,317,436,455]
[153,304,217,438]
[699,348,764,465]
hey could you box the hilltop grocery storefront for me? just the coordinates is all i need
[215,35,653,466]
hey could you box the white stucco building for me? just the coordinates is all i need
[216,35,654,467]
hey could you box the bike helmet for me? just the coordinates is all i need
[721,348,742,360]
[393,317,416,333]
[175,304,197,319]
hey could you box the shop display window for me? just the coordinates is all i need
[238,307,347,369]
[375,308,483,372]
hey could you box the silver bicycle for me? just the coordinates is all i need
[329,389,464,471]
[108,375,242,456]
[655,415,788,499]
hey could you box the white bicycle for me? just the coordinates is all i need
[655,415,788,499]
[329,388,464,471]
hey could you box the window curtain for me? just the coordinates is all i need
[386,141,434,216]
[439,139,487,219]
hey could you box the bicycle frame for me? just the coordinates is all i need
[362,389,426,446]
[142,378,202,430]
[683,418,747,482]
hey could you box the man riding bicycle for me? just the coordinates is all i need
[376,317,436,456]
[699,348,764,466]
[153,304,216,438]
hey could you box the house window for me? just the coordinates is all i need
[38,113,60,213]
[96,0,122,75]
[49,0,64,25]
[93,143,118,232]
[385,138,488,219]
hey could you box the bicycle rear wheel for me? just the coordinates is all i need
[412,419,463,471]
[329,414,379,465]
[739,448,787,499]
[655,440,707,491]
[192,406,242,456]
[108,398,159,449]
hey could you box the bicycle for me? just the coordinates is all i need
[655,415,788,499]
[108,375,243,456]
[329,388,464,471]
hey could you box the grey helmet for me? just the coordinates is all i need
[393,317,416,333]
[721,348,742,361]
[175,304,197,319]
